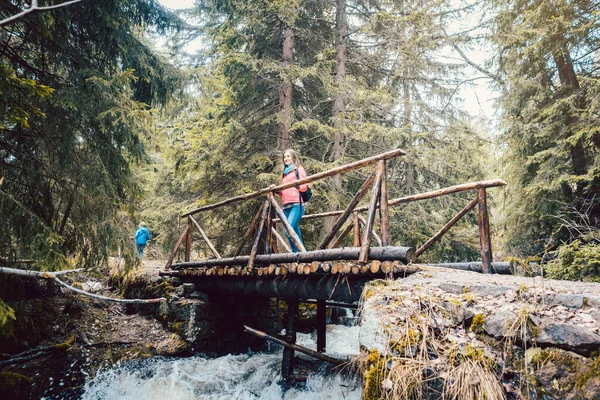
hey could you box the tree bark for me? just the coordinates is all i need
[278,25,294,151]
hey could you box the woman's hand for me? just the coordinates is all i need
[269,184,281,195]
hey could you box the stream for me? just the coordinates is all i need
[80,324,362,399]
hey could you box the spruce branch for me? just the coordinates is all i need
[0,0,85,28]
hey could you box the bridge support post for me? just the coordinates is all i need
[317,299,326,353]
[282,299,298,381]
[477,188,492,274]
[185,217,192,262]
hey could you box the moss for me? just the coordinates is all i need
[54,333,76,350]
[449,298,462,307]
[171,321,185,334]
[575,355,600,389]
[0,371,32,395]
[362,350,386,400]
[470,313,485,333]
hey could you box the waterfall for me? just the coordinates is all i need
[82,324,362,399]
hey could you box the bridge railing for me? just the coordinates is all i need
[165,149,506,273]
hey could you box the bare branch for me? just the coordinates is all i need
[0,0,85,28]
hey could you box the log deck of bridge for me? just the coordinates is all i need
[162,149,507,381]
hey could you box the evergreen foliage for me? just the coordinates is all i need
[493,0,600,256]
[147,0,492,261]
[0,0,183,269]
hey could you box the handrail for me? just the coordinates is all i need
[274,178,507,222]
[180,148,406,217]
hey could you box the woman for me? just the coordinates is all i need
[277,149,308,252]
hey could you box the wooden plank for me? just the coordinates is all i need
[182,149,407,216]
[189,215,221,259]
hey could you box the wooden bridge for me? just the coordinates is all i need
[159,148,506,380]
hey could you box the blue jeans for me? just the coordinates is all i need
[136,243,146,258]
[283,203,305,252]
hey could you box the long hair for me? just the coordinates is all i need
[281,148,303,176]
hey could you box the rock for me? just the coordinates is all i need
[536,322,600,356]
[484,309,517,338]
[545,294,587,309]
[175,283,196,297]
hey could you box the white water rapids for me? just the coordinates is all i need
[81,324,362,400]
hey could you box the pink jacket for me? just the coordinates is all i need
[280,166,308,205]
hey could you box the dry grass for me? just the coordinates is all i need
[444,359,505,400]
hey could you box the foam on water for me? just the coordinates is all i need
[82,325,361,400]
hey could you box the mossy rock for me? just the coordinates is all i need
[0,371,33,400]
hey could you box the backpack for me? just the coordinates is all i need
[295,169,312,202]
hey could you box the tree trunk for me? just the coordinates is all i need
[323,0,348,240]
[278,25,294,151]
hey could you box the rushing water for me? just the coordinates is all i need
[81,324,362,400]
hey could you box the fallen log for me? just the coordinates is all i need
[243,325,347,366]
[168,246,415,269]
[419,262,512,274]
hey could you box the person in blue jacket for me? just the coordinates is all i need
[134,222,151,259]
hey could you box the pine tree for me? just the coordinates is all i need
[0,0,182,269]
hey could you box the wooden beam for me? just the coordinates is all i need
[415,196,479,258]
[234,202,267,257]
[164,224,190,270]
[269,196,307,252]
[169,246,415,269]
[189,215,221,259]
[290,179,507,221]
[244,325,346,366]
[318,169,377,249]
[181,149,406,216]
[248,199,270,270]
[357,214,382,246]
[330,222,355,249]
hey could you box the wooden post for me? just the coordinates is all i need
[318,169,377,249]
[357,214,383,246]
[164,225,190,270]
[185,217,193,262]
[359,166,384,262]
[379,160,390,246]
[248,199,270,270]
[265,194,273,254]
[477,188,492,274]
[317,299,326,353]
[353,212,361,247]
[282,299,298,381]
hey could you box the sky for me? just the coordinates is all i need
[156,0,499,127]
